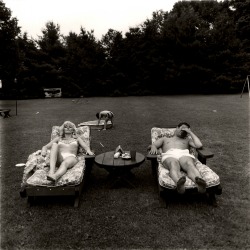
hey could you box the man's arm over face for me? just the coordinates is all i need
[187,130,203,149]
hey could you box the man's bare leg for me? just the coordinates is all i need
[163,158,186,194]
[180,157,206,193]
[195,177,206,193]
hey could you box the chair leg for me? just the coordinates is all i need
[159,193,167,208]
[158,184,167,208]
[20,187,27,198]
[151,160,158,177]
[74,183,84,207]
[27,196,34,207]
[85,158,94,183]
[74,194,80,208]
[215,184,222,195]
[206,192,217,207]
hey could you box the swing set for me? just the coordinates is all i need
[240,75,250,98]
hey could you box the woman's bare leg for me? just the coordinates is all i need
[48,156,78,181]
[48,143,59,175]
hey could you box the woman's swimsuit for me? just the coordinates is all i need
[60,152,77,160]
[58,139,78,159]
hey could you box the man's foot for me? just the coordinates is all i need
[195,177,206,193]
[47,174,56,182]
[176,176,186,194]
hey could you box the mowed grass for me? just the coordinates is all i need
[0,95,249,249]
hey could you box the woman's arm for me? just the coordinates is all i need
[41,137,59,156]
[77,137,94,155]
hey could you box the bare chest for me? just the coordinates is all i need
[162,137,189,152]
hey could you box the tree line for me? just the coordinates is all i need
[0,0,249,98]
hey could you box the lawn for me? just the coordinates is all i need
[0,94,249,249]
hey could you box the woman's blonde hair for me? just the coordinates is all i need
[59,121,76,138]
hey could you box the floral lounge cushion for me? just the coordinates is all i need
[158,162,220,189]
[22,150,86,187]
[151,127,220,189]
[21,125,90,187]
[26,157,85,187]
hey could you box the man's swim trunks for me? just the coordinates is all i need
[161,148,195,163]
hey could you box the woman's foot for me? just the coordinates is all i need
[176,176,186,194]
[195,177,206,193]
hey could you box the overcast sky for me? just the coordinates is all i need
[4,0,180,40]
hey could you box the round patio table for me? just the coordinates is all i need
[94,151,145,188]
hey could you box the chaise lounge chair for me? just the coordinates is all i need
[20,125,95,207]
[147,126,222,206]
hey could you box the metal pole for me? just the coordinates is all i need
[240,78,246,98]
[241,75,250,98]
[247,76,250,98]
[14,78,17,115]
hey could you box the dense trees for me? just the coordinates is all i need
[0,0,20,96]
[0,0,249,98]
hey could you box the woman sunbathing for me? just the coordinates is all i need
[41,121,94,182]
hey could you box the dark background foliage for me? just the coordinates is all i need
[0,0,249,98]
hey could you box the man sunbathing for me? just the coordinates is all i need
[96,110,114,130]
[41,121,94,182]
[150,122,206,194]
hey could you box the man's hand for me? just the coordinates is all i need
[149,144,158,154]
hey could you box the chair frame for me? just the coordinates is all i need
[147,126,222,206]
[20,127,95,208]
